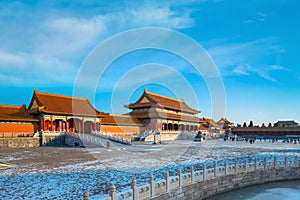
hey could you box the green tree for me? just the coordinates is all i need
[249,120,253,127]
[268,123,272,127]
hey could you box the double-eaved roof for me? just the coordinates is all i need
[0,104,38,122]
[124,89,200,114]
[28,90,106,117]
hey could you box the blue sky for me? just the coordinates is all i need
[0,0,299,125]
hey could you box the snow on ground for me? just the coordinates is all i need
[1,139,300,199]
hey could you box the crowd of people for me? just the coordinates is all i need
[222,133,300,144]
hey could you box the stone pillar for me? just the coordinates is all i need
[178,169,183,188]
[132,179,138,200]
[244,159,248,172]
[150,175,155,197]
[263,157,267,170]
[165,172,170,192]
[202,164,206,180]
[254,158,257,170]
[295,156,298,167]
[110,185,117,200]
[83,192,89,200]
[190,166,194,183]
[213,161,217,177]
[274,156,277,169]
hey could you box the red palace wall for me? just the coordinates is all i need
[101,125,141,133]
[0,123,35,137]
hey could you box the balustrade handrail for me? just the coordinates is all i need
[82,154,299,200]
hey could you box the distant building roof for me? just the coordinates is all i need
[124,89,200,114]
[274,120,299,127]
[199,118,220,128]
[101,115,144,126]
[217,117,234,124]
[0,104,38,122]
[28,90,107,117]
[217,117,234,128]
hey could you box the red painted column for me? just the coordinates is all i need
[50,118,53,131]
[66,118,69,132]
[61,119,64,132]
[82,119,85,133]
[40,119,44,131]
[44,120,47,131]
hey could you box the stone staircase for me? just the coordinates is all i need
[65,132,131,148]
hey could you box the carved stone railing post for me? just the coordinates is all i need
[83,192,89,200]
[263,157,267,170]
[178,169,183,188]
[224,160,227,175]
[132,179,138,200]
[274,156,277,169]
[150,175,155,197]
[254,158,257,170]
[285,156,288,167]
[165,172,170,192]
[295,156,298,167]
[213,161,217,177]
[110,185,117,200]
[190,166,194,183]
[244,159,248,172]
[202,164,206,180]
[234,159,238,174]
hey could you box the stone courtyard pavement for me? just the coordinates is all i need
[1,140,300,199]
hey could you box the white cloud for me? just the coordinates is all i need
[244,12,267,23]
[207,37,287,82]
[0,51,27,67]
[0,51,76,86]
[0,1,197,87]
[38,16,106,56]
[208,37,284,68]
[232,64,287,82]
[267,65,287,71]
[129,7,194,29]
[232,64,251,76]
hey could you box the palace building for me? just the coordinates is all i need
[0,104,38,137]
[124,89,200,132]
[28,90,107,133]
[101,114,144,133]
